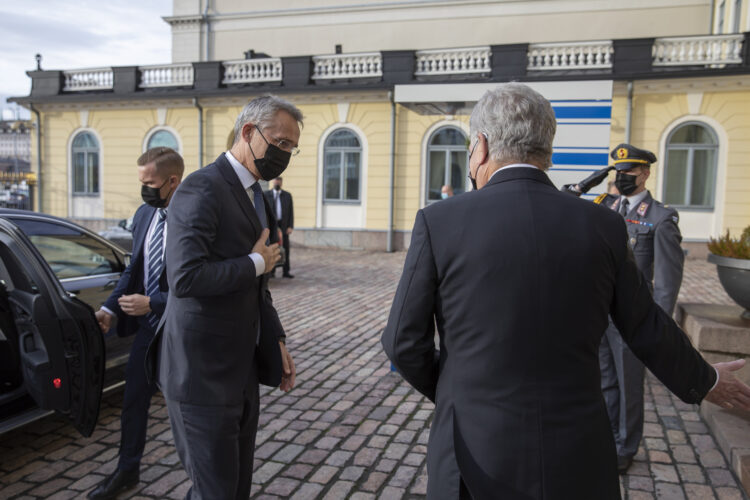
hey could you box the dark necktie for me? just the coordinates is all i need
[619,198,630,217]
[146,208,166,329]
[249,183,268,229]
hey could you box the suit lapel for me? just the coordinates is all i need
[216,155,263,236]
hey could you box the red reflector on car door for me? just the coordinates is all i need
[53,378,62,389]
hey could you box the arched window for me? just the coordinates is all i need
[146,129,180,152]
[426,126,468,202]
[323,129,361,202]
[71,132,100,195]
[663,123,718,209]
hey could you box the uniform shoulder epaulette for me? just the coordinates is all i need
[593,193,607,205]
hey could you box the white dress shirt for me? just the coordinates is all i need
[225,151,265,278]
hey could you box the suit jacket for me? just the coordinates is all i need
[382,167,716,500]
[597,191,684,315]
[154,153,284,405]
[264,188,294,230]
[103,203,167,337]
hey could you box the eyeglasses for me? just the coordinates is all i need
[468,132,487,158]
[257,127,301,156]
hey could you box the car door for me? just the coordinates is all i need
[0,218,104,436]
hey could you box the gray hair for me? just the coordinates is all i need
[232,95,304,145]
[469,83,557,169]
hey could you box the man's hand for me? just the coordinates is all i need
[118,294,151,316]
[705,359,750,412]
[279,341,296,392]
[286,227,293,236]
[95,309,113,332]
[253,228,280,274]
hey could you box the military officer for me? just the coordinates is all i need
[595,143,685,474]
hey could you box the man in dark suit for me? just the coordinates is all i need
[382,83,750,500]
[264,176,294,278]
[88,147,184,499]
[158,95,299,499]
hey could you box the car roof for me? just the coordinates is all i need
[0,208,128,254]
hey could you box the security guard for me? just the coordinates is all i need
[595,143,684,473]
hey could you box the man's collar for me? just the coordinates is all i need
[224,151,257,190]
[622,189,649,208]
[488,163,540,181]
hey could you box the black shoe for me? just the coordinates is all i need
[617,455,633,475]
[283,273,294,279]
[88,467,139,499]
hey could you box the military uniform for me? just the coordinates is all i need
[596,144,685,465]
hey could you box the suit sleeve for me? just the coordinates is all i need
[288,192,294,229]
[102,206,145,314]
[381,210,439,402]
[653,211,684,315]
[167,174,255,298]
[609,218,716,404]
[147,288,168,318]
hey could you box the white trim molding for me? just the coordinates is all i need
[142,125,183,154]
[419,119,470,209]
[67,127,104,219]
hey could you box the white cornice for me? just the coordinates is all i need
[613,75,750,95]
[162,15,204,27]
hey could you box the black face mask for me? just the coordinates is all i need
[141,179,172,208]
[614,171,639,196]
[273,184,281,191]
[467,135,484,191]
[249,128,291,181]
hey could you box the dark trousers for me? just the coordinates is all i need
[599,321,645,458]
[166,366,260,500]
[117,327,158,472]
[280,225,291,274]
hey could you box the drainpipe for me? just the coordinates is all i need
[30,103,42,212]
[193,98,203,167]
[203,0,210,61]
[387,92,396,253]
[624,81,634,144]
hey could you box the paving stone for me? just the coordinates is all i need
[655,481,686,499]
[684,483,716,499]
[265,477,300,496]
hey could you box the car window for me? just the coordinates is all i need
[9,218,119,279]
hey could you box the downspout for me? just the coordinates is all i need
[203,0,210,61]
[624,81,634,144]
[30,103,42,212]
[193,98,203,167]
[387,92,396,253]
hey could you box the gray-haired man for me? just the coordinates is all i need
[382,82,750,499]
[155,95,300,499]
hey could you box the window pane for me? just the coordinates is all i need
[669,124,716,145]
[431,127,466,146]
[12,219,118,279]
[690,149,716,207]
[88,152,99,193]
[148,130,179,151]
[327,130,359,148]
[427,151,446,201]
[345,152,360,201]
[324,152,341,200]
[72,132,98,149]
[73,152,86,193]
[664,149,688,205]
[449,151,467,195]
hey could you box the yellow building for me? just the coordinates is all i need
[11,0,750,252]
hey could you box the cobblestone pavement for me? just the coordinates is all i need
[0,249,746,500]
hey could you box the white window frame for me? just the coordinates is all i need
[69,129,102,197]
[421,122,470,207]
[662,121,719,211]
[143,125,183,154]
[322,128,363,204]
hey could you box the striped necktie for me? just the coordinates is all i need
[145,208,167,329]
[619,198,630,217]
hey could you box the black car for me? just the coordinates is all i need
[0,209,131,437]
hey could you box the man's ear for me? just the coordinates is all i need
[243,122,255,142]
[642,167,651,182]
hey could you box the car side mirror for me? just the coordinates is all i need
[118,219,127,229]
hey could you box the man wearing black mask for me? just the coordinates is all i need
[88,147,184,499]
[264,177,294,278]
[593,143,685,474]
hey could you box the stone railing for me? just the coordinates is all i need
[414,46,491,76]
[140,63,194,88]
[63,68,113,91]
[312,52,382,80]
[527,41,614,71]
[653,34,744,66]
[223,58,283,84]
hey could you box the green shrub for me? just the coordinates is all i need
[708,226,750,259]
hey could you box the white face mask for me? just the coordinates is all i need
[441,193,449,200]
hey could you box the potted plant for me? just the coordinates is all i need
[707,226,750,319]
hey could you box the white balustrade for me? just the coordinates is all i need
[223,58,283,84]
[415,46,491,76]
[312,53,382,79]
[140,63,194,88]
[653,34,744,66]
[528,41,613,71]
[63,68,113,91]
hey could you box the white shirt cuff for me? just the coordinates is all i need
[100,306,115,317]
[709,366,720,392]
[249,252,265,277]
